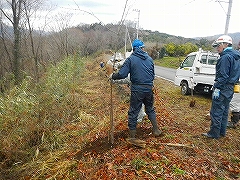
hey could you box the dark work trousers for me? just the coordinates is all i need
[128,90,156,130]
[209,85,234,138]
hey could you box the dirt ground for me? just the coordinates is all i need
[72,56,240,180]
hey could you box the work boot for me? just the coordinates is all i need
[150,119,162,136]
[153,127,162,136]
[227,112,240,128]
[231,112,240,124]
[227,121,236,129]
[129,130,136,139]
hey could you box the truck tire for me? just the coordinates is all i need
[181,82,190,95]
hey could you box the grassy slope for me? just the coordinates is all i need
[154,56,185,69]
[2,54,240,179]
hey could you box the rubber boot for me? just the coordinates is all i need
[227,121,236,128]
[129,130,136,139]
[127,129,146,148]
[150,119,162,136]
[231,112,239,124]
[227,112,239,128]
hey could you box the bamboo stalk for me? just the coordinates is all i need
[109,81,114,144]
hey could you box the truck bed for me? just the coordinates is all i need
[193,73,215,86]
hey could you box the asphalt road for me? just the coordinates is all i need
[155,66,176,83]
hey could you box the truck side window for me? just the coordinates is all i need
[181,55,195,68]
[208,55,218,65]
[200,55,207,64]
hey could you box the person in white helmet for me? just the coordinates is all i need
[202,35,240,139]
[228,92,240,128]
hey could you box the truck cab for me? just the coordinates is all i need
[174,49,219,95]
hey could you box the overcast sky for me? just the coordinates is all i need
[45,0,239,38]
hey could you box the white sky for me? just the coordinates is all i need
[44,0,239,38]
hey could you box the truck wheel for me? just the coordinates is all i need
[181,82,190,95]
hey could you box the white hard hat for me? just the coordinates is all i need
[212,35,232,47]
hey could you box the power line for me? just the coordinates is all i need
[185,0,197,5]
[216,0,227,14]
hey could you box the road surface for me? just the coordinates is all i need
[155,66,176,82]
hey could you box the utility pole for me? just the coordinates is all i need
[224,0,233,34]
[125,24,127,56]
[133,9,140,39]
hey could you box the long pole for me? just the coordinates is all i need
[224,0,233,34]
[110,81,114,144]
[109,53,117,145]
[125,24,127,57]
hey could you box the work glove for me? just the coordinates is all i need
[212,88,220,99]
[100,62,105,68]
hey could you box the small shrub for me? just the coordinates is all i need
[131,158,147,170]
[172,164,186,175]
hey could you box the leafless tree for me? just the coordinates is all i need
[47,12,74,60]
[0,0,24,84]
[21,0,46,82]
[0,0,46,85]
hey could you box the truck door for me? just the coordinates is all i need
[174,54,196,95]
[193,54,218,93]
[175,54,196,84]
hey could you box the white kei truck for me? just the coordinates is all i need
[174,49,219,95]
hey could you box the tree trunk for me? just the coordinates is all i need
[12,0,23,85]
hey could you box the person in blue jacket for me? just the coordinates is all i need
[109,39,162,139]
[202,35,240,139]
[227,92,240,128]
[227,41,240,128]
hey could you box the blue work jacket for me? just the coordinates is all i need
[214,48,240,90]
[112,47,155,92]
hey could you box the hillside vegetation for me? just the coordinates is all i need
[154,56,184,69]
[0,53,239,180]
[0,11,221,91]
